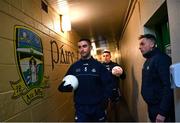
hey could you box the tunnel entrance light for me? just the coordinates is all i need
[62,15,71,32]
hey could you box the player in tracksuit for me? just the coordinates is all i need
[58,38,114,122]
[102,50,126,121]
[102,50,126,102]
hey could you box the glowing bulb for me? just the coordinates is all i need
[62,15,71,32]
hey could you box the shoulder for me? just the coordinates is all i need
[154,51,171,64]
[69,59,81,68]
[155,51,171,60]
[91,59,107,69]
[92,58,104,66]
[110,61,120,67]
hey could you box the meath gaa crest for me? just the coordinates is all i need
[10,26,49,105]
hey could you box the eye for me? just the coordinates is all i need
[140,42,145,45]
[82,44,88,48]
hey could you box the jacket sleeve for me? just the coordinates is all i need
[65,64,74,75]
[157,55,174,117]
[120,67,126,80]
[57,65,74,92]
[100,64,114,100]
[114,62,126,80]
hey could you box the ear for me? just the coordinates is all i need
[150,41,155,48]
[109,54,111,58]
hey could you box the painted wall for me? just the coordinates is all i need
[0,0,79,121]
[119,0,166,121]
[119,1,146,121]
[167,0,180,121]
[140,0,166,26]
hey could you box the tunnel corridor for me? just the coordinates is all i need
[0,0,180,122]
[106,97,135,122]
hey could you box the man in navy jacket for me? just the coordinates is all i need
[58,38,114,122]
[102,50,126,102]
[102,50,126,121]
[139,34,175,122]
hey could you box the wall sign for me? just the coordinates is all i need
[10,26,49,105]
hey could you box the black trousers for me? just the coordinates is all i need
[75,103,106,122]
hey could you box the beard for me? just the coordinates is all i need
[81,51,91,59]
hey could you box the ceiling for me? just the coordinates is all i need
[46,0,133,47]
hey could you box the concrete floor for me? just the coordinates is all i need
[106,98,135,122]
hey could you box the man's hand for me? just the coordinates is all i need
[112,66,123,77]
[110,88,121,103]
[58,81,73,92]
[156,114,165,122]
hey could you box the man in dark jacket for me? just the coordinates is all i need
[58,38,114,122]
[139,34,175,122]
[102,50,126,102]
[102,50,126,121]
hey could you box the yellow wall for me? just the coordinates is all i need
[119,1,146,121]
[167,0,180,121]
[0,0,79,121]
[119,0,166,121]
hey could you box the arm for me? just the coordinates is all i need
[120,67,126,80]
[100,65,114,109]
[58,65,74,92]
[114,63,126,79]
[157,55,173,118]
[58,81,73,92]
[100,65,114,100]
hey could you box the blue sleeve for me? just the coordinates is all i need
[157,55,173,116]
[58,65,74,92]
[114,63,126,80]
[65,64,74,76]
[100,64,114,100]
[119,65,126,80]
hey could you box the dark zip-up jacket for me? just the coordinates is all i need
[66,57,114,105]
[103,61,126,88]
[141,48,174,116]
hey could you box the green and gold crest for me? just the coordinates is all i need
[10,26,49,105]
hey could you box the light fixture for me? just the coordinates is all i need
[91,42,97,57]
[62,15,71,32]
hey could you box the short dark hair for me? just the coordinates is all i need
[139,34,156,44]
[79,38,91,45]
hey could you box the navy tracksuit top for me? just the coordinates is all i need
[103,61,126,88]
[66,57,114,105]
[141,48,174,116]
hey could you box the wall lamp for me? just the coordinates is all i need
[61,14,71,32]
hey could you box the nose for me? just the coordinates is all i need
[79,46,84,52]
[139,46,142,50]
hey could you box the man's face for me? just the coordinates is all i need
[102,52,111,63]
[78,40,91,59]
[139,38,154,55]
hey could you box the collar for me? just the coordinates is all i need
[143,48,159,58]
[80,56,94,63]
[103,60,113,65]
